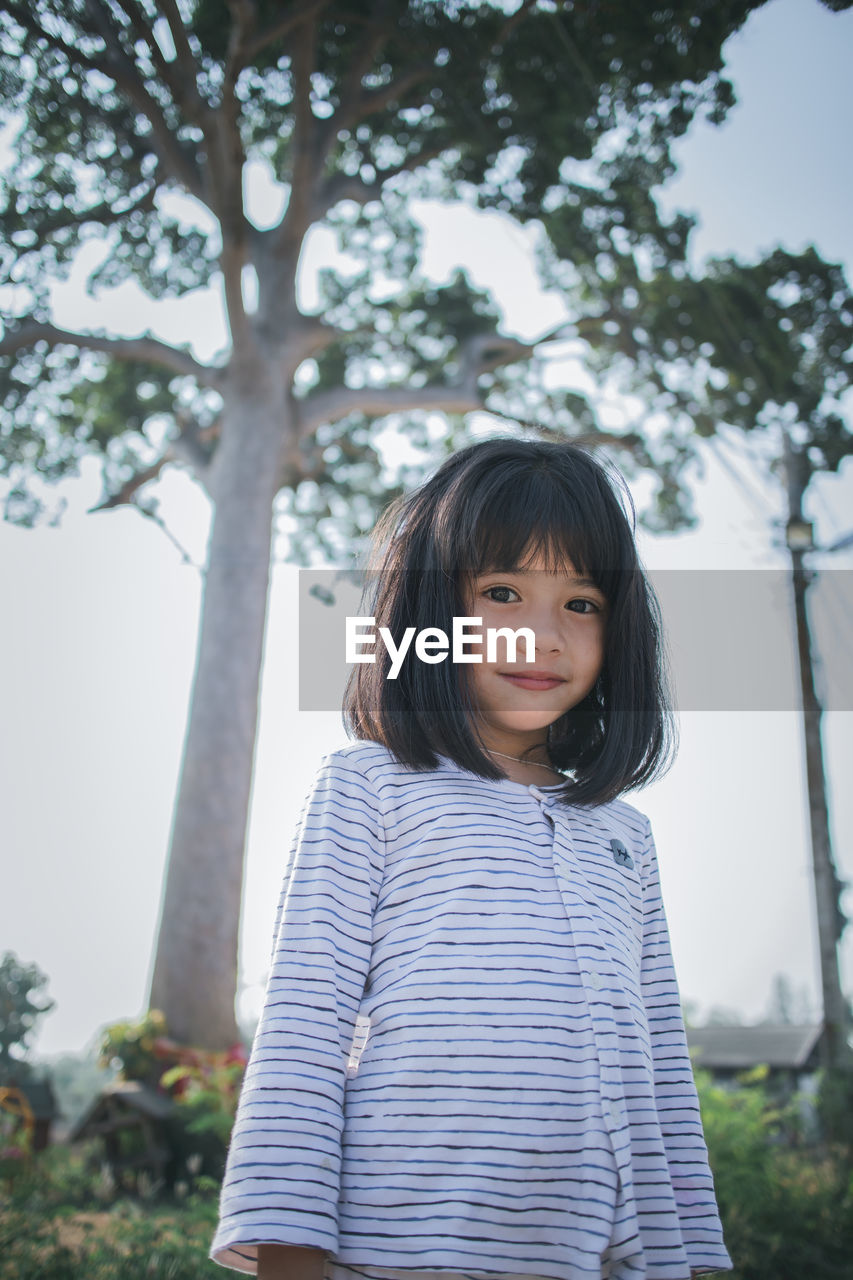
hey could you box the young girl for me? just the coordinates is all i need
[210,437,732,1280]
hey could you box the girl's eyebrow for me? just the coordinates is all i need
[477,569,602,590]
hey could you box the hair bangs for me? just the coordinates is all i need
[438,462,617,588]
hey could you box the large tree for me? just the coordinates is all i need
[1,0,842,1047]
[579,243,853,1061]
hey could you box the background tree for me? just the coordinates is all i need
[581,245,853,1064]
[0,951,56,1080]
[1,0,846,1047]
[762,973,816,1027]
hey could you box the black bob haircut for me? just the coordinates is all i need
[343,436,678,806]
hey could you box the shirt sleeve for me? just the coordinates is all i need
[210,751,385,1274]
[639,816,733,1274]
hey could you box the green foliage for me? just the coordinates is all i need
[695,1067,853,1278]
[0,1143,219,1279]
[816,1063,853,1153]
[0,952,55,1080]
[186,0,751,211]
[97,1010,170,1088]
[95,1011,245,1180]
[575,243,853,529]
[587,247,853,450]
[160,1053,245,1147]
[0,0,783,533]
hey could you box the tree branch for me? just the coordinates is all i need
[202,2,258,347]
[224,0,257,96]
[80,0,205,198]
[108,0,186,103]
[16,180,158,240]
[272,9,325,257]
[3,2,118,82]
[333,65,435,138]
[294,332,538,437]
[219,242,251,350]
[243,0,332,60]
[109,0,209,128]
[89,453,172,510]
[319,146,444,214]
[292,317,349,361]
[218,4,255,210]
[0,321,222,386]
[295,383,481,436]
[494,0,539,47]
[3,0,205,199]
[289,19,319,202]
[157,0,202,88]
[316,7,396,154]
[89,411,221,512]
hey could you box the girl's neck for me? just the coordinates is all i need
[480,741,565,788]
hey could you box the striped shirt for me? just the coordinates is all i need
[211,740,732,1279]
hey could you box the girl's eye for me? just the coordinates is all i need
[566,599,600,614]
[483,585,519,604]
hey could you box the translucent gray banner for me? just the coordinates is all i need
[298,569,853,712]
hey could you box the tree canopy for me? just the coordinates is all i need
[0,0,778,545]
[575,244,853,525]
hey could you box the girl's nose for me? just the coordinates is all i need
[530,609,564,655]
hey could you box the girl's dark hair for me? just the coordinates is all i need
[343,436,677,806]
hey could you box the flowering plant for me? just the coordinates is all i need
[98,1011,248,1167]
[160,1044,248,1144]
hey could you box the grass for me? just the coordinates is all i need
[0,1142,220,1279]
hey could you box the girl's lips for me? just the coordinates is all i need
[499,673,566,691]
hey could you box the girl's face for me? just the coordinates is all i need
[461,549,608,754]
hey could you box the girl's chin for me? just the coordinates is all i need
[483,713,560,734]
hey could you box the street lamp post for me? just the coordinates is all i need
[782,433,851,1070]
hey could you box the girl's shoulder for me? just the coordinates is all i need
[312,740,453,830]
[320,737,410,778]
[317,741,506,811]
[314,738,427,799]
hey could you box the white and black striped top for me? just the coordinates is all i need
[211,740,732,1280]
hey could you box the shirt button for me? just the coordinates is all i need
[589,970,603,991]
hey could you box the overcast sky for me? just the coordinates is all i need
[1,0,852,1058]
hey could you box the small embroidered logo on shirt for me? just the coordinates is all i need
[609,838,634,869]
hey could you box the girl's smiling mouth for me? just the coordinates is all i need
[499,670,566,691]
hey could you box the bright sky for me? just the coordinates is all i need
[1,0,852,1058]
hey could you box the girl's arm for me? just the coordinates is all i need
[257,1244,328,1280]
[209,751,385,1272]
[638,818,733,1276]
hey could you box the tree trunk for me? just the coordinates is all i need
[148,366,286,1048]
[782,427,851,1069]
[789,546,850,1067]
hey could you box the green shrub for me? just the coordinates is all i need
[0,1143,219,1279]
[96,1011,247,1186]
[697,1066,853,1279]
